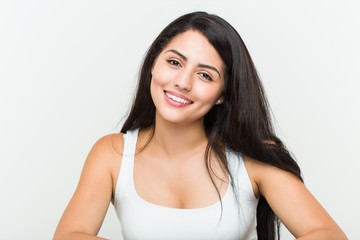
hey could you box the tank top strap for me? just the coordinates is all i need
[122,128,139,156]
[114,128,139,203]
[226,148,257,199]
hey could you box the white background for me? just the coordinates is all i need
[0,0,359,239]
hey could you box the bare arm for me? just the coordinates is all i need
[245,157,348,240]
[53,134,123,240]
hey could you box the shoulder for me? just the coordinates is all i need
[90,133,124,156]
[82,133,125,192]
[83,133,125,175]
[243,155,303,197]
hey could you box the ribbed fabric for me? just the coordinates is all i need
[113,128,258,240]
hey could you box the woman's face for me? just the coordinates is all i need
[150,30,225,126]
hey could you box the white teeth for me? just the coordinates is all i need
[165,92,192,104]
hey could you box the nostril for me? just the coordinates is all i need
[174,81,192,92]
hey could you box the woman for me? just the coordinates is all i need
[53,11,347,240]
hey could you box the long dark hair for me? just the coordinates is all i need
[121,11,302,240]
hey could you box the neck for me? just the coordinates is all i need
[150,115,208,158]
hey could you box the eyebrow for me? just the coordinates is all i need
[165,49,221,77]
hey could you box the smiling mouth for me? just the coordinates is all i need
[165,91,193,105]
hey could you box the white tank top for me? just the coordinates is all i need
[113,129,258,240]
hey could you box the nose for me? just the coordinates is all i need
[174,70,193,91]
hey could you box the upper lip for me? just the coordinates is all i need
[164,90,193,103]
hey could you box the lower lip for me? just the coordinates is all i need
[164,92,192,108]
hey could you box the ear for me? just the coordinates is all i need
[150,64,154,75]
[215,96,224,105]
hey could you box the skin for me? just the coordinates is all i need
[53,30,347,240]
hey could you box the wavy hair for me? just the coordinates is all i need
[121,11,302,240]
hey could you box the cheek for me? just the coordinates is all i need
[150,77,161,97]
[152,72,170,87]
[150,74,166,103]
[196,85,223,103]
[151,62,173,86]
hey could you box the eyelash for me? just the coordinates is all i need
[167,59,213,81]
[199,72,213,81]
[167,60,181,67]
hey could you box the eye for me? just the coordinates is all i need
[198,72,213,81]
[167,60,181,67]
